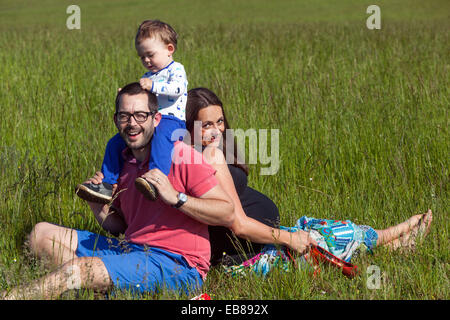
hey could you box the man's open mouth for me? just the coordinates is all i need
[126,130,142,140]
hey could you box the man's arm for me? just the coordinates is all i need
[179,185,235,227]
[142,169,235,228]
[87,202,127,237]
[84,172,127,236]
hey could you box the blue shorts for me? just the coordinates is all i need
[75,230,203,295]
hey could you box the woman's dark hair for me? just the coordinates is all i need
[186,88,249,176]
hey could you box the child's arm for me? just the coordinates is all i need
[140,78,153,91]
[142,64,187,97]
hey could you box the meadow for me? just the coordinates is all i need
[0,0,448,299]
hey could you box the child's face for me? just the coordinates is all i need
[136,37,174,73]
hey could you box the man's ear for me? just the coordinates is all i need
[153,112,162,127]
[114,113,120,130]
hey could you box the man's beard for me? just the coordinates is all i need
[119,124,154,150]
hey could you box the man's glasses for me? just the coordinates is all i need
[115,111,156,124]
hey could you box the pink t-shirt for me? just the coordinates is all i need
[113,141,217,279]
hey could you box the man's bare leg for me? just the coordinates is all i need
[376,210,433,250]
[28,222,79,267]
[2,257,112,299]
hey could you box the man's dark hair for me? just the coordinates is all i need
[115,82,158,113]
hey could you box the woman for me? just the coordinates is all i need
[185,88,433,266]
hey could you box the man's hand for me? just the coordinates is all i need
[84,171,125,235]
[141,169,178,206]
[288,230,318,255]
[83,171,109,211]
[84,171,104,185]
[139,78,153,91]
[84,171,118,194]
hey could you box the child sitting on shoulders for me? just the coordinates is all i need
[76,20,188,203]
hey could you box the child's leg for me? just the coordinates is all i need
[134,116,186,201]
[148,115,186,175]
[101,133,127,185]
[375,210,433,248]
[76,133,127,203]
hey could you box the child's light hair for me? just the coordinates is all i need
[135,20,178,51]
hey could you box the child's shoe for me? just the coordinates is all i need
[135,177,158,201]
[75,182,113,204]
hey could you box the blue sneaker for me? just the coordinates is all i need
[75,182,113,204]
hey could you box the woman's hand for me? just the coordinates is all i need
[287,230,318,255]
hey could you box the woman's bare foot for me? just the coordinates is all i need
[384,231,415,250]
[417,209,433,238]
[383,210,433,251]
[377,213,423,246]
[409,209,433,242]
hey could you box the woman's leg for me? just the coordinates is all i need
[375,210,433,249]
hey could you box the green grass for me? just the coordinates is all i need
[0,0,448,299]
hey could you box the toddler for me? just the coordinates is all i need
[76,20,188,203]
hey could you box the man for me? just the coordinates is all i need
[3,83,235,299]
